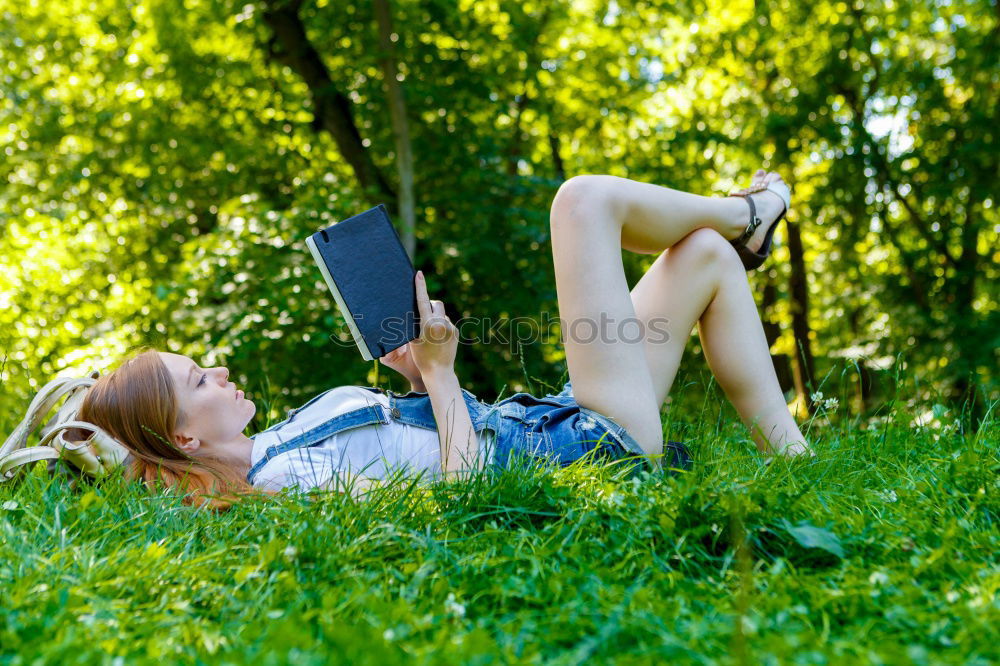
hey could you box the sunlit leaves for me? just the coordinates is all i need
[0,0,995,422]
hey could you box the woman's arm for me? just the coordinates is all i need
[408,271,478,476]
[423,366,479,475]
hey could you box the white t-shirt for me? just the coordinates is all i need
[249,386,477,492]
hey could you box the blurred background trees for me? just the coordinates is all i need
[1,0,996,432]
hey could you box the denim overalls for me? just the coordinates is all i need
[247,381,688,485]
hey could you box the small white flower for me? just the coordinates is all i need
[283,546,298,559]
[823,398,840,411]
[445,593,466,618]
[869,571,890,586]
[383,628,396,641]
[810,391,824,402]
[602,491,624,507]
[876,489,898,503]
[740,615,759,634]
[1,501,18,510]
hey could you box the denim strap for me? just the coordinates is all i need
[246,404,389,484]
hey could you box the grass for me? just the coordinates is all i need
[1,379,998,665]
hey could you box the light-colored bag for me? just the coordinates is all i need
[0,372,131,484]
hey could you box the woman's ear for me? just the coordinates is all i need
[173,432,201,455]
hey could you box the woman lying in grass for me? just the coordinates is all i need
[78,170,814,509]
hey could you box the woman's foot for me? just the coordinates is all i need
[763,440,817,466]
[725,170,791,270]
[737,171,789,254]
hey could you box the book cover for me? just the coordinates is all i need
[305,204,418,361]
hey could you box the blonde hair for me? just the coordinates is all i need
[77,347,268,510]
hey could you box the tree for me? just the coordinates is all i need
[373,0,417,258]
[1,0,995,430]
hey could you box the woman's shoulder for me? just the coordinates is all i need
[288,384,387,417]
[313,384,389,410]
[252,385,388,436]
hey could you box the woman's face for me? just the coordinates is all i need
[158,352,256,450]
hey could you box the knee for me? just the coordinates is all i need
[550,175,621,228]
[671,228,741,268]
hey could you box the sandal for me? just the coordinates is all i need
[728,176,791,271]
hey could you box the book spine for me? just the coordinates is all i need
[304,235,375,361]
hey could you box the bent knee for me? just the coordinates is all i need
[672,228,741,267]
[550,175,620,226]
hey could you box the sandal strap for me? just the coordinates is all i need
[729,191,762,246]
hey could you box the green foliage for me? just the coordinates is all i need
[780,519,845,559]
[0,0,996,423]
[2,2,997,662]
[1,405,997,663]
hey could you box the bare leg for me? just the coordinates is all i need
[629,229,734,407]
[549,173,807,461]
[550,174,755,457]
[630,229,811,456]
[571,176,753,253]
[550,178,666,457]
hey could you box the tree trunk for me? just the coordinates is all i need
[950,201,985,427]
[785,219,816,409]
[373,0,416,259]
[501,8,552,177]
[549,131,566,181]
[760,274,794,393]
[261,0,396,208]
[505,93,531,177]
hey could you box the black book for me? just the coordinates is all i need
[304,204,418,361]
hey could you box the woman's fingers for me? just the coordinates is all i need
[416,276,447,317]
[414,271,432,321]
[415,273,449,319]
[409,271,459,372]
[414,272,453,340]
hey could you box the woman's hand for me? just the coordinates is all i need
[378,343,425,392]
[408,270,474,475]
[409,270,459,375]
